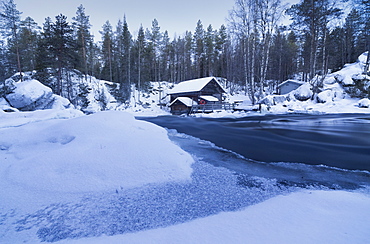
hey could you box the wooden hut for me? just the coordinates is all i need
[168,77,227,114]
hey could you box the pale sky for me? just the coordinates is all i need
[15,0,236,40]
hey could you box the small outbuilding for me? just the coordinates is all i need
[278,80,304,95]
[169,97,198,115]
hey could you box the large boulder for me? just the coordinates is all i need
[358,98,370,108]
[6,79,53,110]
[317,90,333,103]
[273,95,287,104]
[294,83,313,101]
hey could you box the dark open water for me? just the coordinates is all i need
[139,113,370,171]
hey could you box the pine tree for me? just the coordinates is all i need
[287,0,342,80]
[214,24,228,78]
[100,21,113,82]
[134,25,146,91]
[0,0,22,80]
[150,19,161,82]
[51,14,76,96]
[204,24,215,76]
[344,9,361,63]
[35,17,54,85]
[18,16,39,72]
[160,30,171,81]
[184,31,193,80]
[194,20,205,78]
[72,4,92,79]
[115,16,132,100]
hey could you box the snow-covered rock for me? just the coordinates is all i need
[0,97,17,112]
[258,95,274,106]
[49,94,74,110]
[273,95,287,104]
[5,79,53,110]
[294,83,313,101]
[358,51,369,64]
[317,90,333,103]
[316,89,345,104]
[358,98,370,108]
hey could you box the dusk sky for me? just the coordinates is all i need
[15,0,236,40]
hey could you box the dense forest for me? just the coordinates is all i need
[0,0,369,104]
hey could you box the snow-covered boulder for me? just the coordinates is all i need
[293,83,313,101]
[340,75,355,86]
[5,79,53,110]
[358,51,369,64]
[3,78,75,111]
[49,94,74,110]
[358,98,370,108]
[273,95,287,104]
[317,90,333,103]
[258,95,274,106]
[323,76,337,85]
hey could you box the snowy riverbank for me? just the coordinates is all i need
[0,109,369,243]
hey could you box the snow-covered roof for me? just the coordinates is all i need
[169,97,197,107]
[168,77,226,94]
[200,95,219,102]
[278,80,304,88]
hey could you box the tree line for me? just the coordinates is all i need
[0,0,369,105]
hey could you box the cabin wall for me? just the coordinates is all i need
[170,103,190,115]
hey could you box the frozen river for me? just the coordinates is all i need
[140,113,370,171]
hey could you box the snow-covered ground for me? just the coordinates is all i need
[0,109,369,243]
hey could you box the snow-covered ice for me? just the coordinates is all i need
[57,190,370,244]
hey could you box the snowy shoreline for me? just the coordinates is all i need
[0,109,369,243]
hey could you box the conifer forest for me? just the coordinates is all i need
[0,0,369,104]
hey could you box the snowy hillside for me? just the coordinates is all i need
[0,70,174,116]
[257,52,370,114]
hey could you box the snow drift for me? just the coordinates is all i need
[0,111,193,193]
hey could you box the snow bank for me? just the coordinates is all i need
[0,111,193,194]
[0,108,83,129]
[58,190,370,244]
